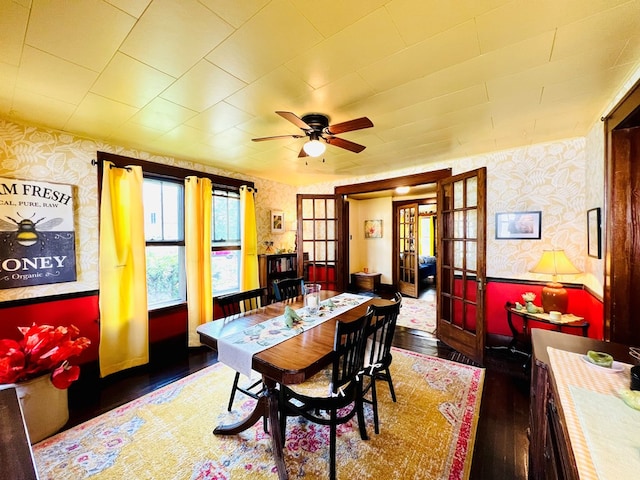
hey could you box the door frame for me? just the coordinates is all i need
[335,169,452,290]
[604,78,640,344]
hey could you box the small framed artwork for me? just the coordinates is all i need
[364,219,383,238]
[271,210,284,233]
[587,207,601,258]
[495,211,541,239]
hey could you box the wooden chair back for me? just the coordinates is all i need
[216,287,268,318]
[365,294,402,369]
[332,310,373,394]
[272,277,304,302]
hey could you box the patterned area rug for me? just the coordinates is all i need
[33,348,484,479]
[396,296,437,334]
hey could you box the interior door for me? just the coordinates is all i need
[608,125,640,345]
[296,194,346,292]
[396,202,419,298]
[436,168,486,364]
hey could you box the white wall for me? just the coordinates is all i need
[348,196,393,284]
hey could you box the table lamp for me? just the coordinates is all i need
[529,249,580,314]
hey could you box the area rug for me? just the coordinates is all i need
[396,296,437,334]
[33,348,484,480]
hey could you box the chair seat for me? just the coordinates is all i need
[286,368,355,399]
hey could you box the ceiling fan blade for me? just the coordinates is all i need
[326,117,373,135]
[276,111,312,130]
[251,134,304,142]
[325,136,366,153]
[298,146,308,158]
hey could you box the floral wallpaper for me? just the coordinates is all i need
[0,112,610,303]
[0,119,297,302]
[302,137,593,291]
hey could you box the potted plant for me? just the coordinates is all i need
[0,323,91,443]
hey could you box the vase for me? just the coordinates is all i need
[15,374,69,444]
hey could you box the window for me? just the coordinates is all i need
[211,189,240,295]
[143,178,186,309]
[97,151,255,312]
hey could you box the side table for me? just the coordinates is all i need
[351,272,381,293]
[504,302,589,358]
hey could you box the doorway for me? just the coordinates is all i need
[393,199,437,298]
[335,169,451,294]
[605,78,640,345]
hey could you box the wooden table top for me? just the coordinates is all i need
[198,291,389,385]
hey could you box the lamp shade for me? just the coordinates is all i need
[529,249,580,314]
[529,249,580,277]
[302,139,325,157]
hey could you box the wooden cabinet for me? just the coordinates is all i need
[351,272,381,293]
[259,253,300,301]
[529,330,634,480]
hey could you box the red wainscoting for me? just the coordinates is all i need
[0,294,101,365]
[0,279,604,368]
[485,281,604,340]
[0,293,190,366]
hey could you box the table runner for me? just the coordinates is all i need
[218,293,370,378]
[547,347,639,480]
[529,312,583,324]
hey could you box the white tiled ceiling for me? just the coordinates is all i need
[2,0,640,185]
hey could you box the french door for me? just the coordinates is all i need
[396,202,419,298]
[437,168,486,364]
[296,194,346,292]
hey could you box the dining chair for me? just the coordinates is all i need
[272,277,304,302]
[216,287,269,414]
[278,309,373,480]
[361,292,402,434]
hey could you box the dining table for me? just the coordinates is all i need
[197,290,390,480]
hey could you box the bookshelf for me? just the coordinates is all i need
[259,253,300,301]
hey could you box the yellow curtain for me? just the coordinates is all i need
[427,215,435,257]
[185,176,213,347]
[99,162,149,377]
[240,185,259,291]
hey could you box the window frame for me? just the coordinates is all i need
[96,151,255,313]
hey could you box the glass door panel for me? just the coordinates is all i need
[437,168,486,364]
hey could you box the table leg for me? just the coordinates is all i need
[267,383,288,480]
[213,395,268,435]
[213,378,288,480]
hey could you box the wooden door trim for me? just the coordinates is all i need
[335,169,452,195]
[604,78,640,342]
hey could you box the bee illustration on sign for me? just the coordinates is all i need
[0,213,64,249]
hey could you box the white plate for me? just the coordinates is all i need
[581,355,624,373]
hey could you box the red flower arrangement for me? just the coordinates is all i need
[0,324,91,389]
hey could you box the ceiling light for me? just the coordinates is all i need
[303,139,326,157]
[395,186,410,194]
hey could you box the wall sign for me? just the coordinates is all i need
[0,177,76,288]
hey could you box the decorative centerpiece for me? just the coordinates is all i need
[283,306,303,328]
[0,323,91,443]
[516,292,544,313]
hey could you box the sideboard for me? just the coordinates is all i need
[529,329,635,480]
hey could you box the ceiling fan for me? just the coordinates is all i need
[251,111,374,158]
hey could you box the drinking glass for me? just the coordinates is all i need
[304,283,321,315]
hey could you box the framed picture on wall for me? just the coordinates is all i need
[271,210,284,233]
[495,211,541,239]
[587,207,601,258]
[364,219,382,238]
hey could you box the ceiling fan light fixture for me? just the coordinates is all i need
[303,139,326,157]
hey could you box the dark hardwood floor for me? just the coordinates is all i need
[64,292,531,480]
